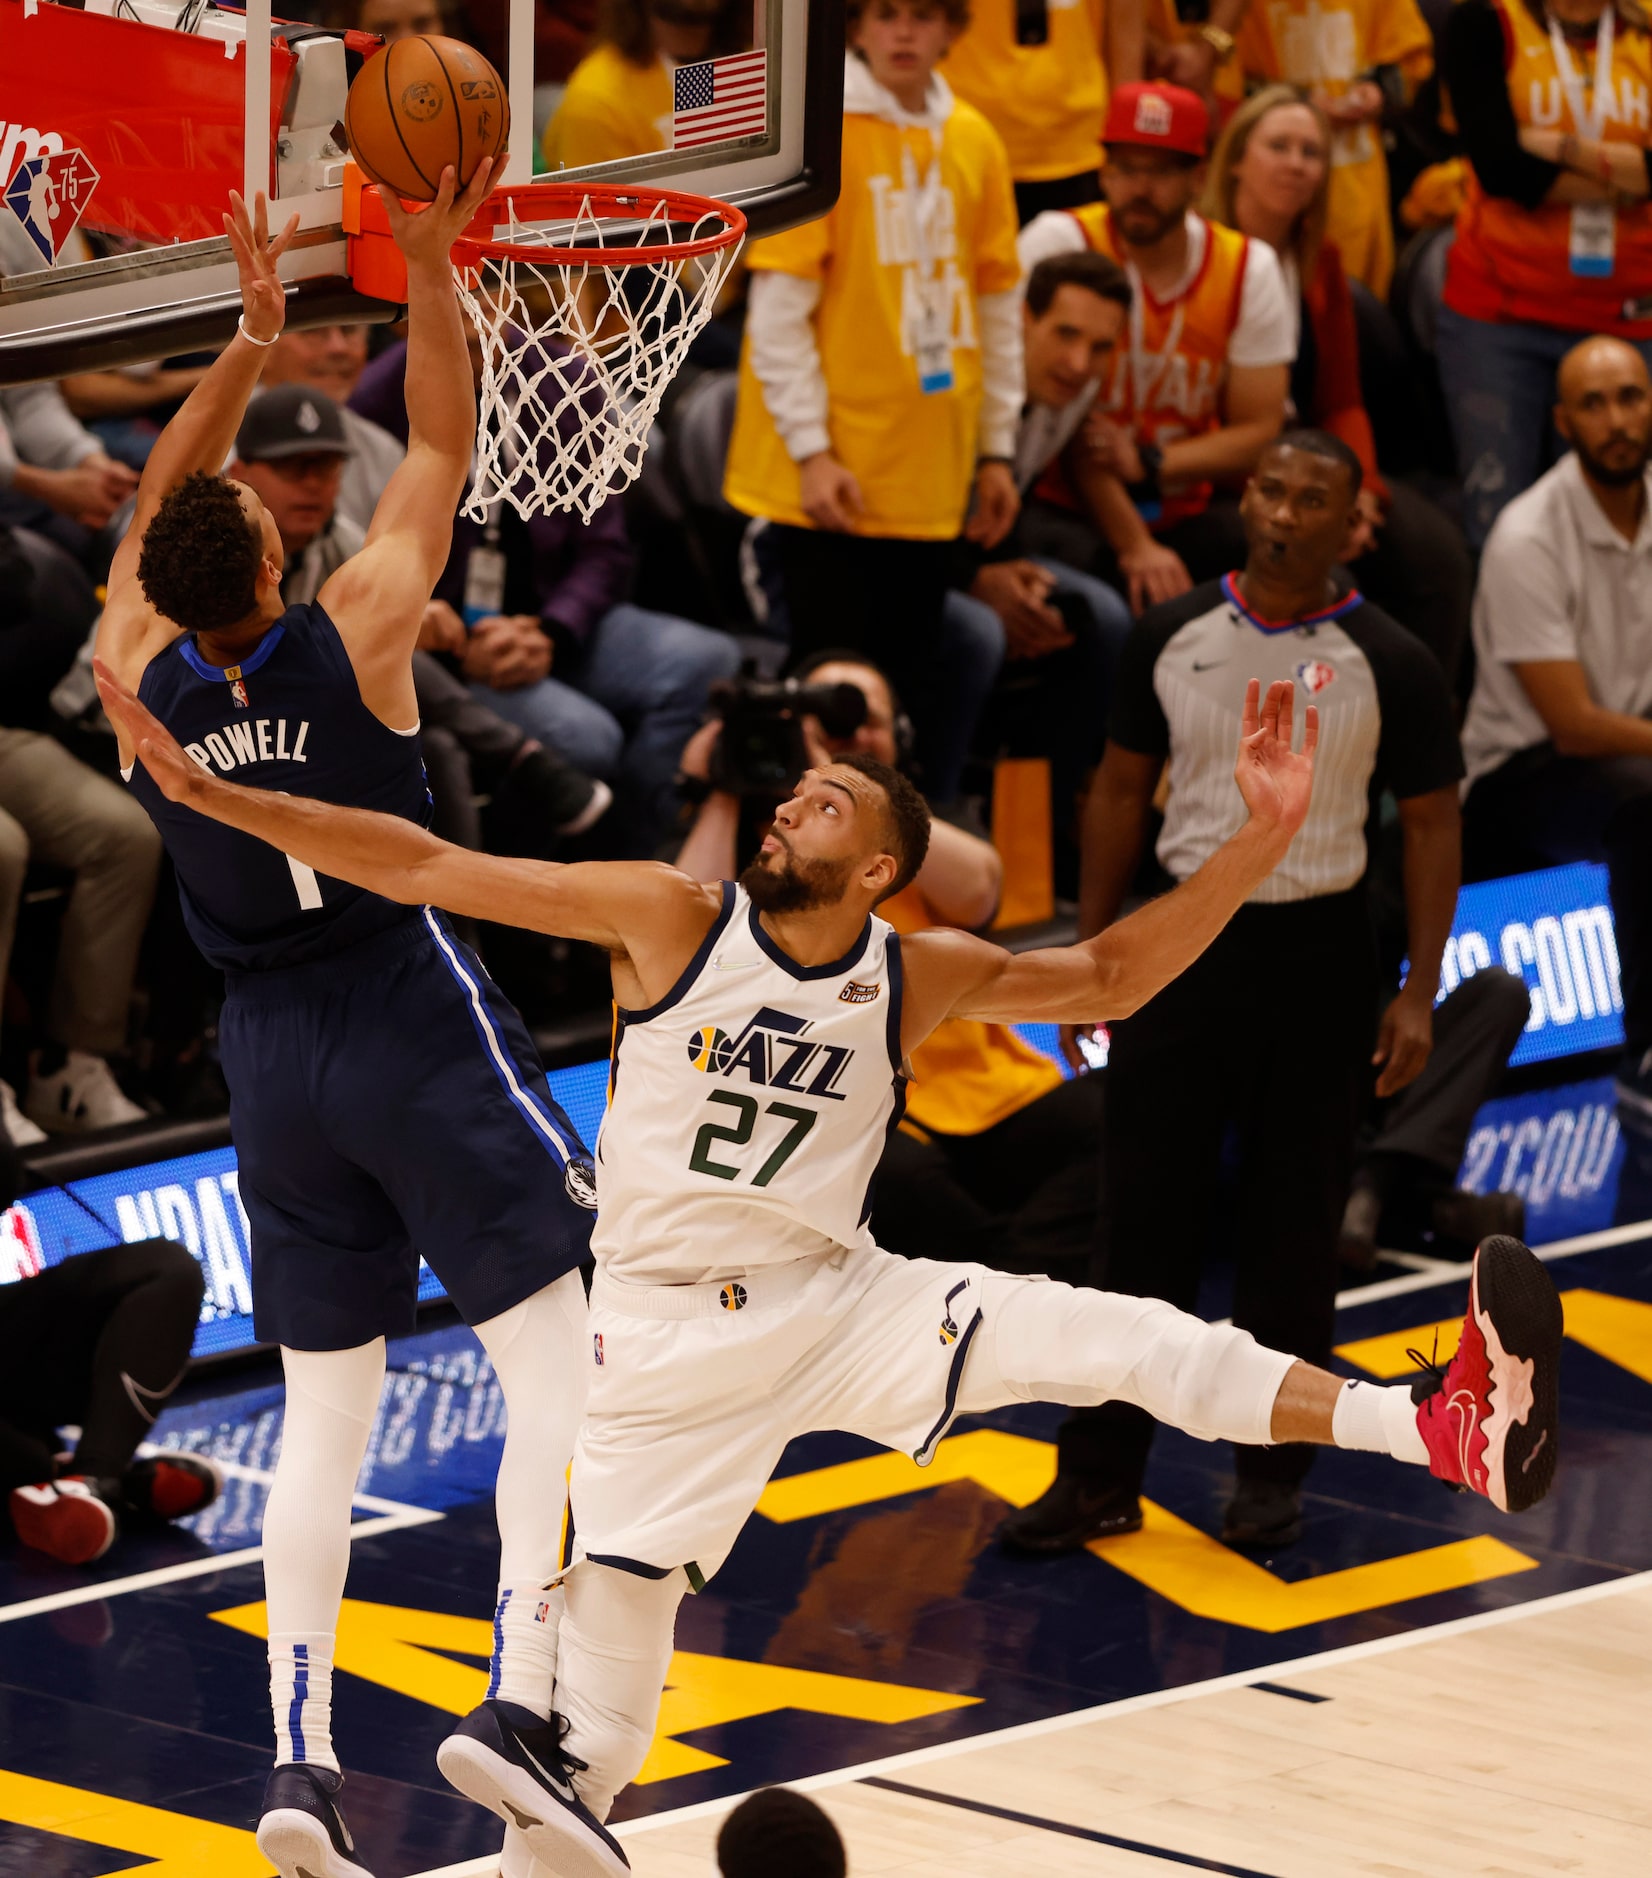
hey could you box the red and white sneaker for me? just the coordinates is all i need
[1413,1236,1562,1514]
[9,1477,118,1564]
[120,1453,224,1525]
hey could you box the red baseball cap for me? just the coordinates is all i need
[1103,82,1210,159]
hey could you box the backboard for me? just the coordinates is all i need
[0,0,842,382]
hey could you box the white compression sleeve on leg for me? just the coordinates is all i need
[1331,1379,1430,1465]
[473,1271,589,1720]
[263,1339,386,1772]
[962,1276,1296,1448]
[556,1562,685,1821]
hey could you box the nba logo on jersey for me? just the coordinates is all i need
[593,1332,604,1366]
[721,1282,748,1312]
[1294,659,1337,696]
[227,666,250,710]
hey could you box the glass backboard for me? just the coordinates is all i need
[0,0,842,381]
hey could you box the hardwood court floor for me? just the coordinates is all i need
[616,1574,1652,1878]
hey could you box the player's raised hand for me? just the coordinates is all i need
[1233,678,1317,845]
[377,157,501,273]
[93,657,214,804]
[224,191,300,345]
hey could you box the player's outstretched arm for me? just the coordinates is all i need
[103,193,299,616]
[93,658,706,955]
[911,681,1317,1034]
[321,160,499,693]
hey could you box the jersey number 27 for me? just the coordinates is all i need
[689,1092,817,1186]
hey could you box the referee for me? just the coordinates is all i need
[1003,430,1465,1555]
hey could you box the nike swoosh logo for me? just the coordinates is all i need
[711,958,760,971]
[1191,660,1228,672]
[516,1739,578,1804]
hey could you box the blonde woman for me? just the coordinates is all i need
[1204,84,1471,690]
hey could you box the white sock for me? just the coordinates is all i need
[269,1632,341,1773]
[488,1579,563,1719]
[1331,1379,1429,1466]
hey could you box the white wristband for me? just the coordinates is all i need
[237,315,279,348]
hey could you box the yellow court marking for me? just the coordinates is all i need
[759,1429,1538,1632]
[1336,1288,1652,1384]
[0,1769,272,1875]
[211,1599,975,1786]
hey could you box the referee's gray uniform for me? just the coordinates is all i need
[1063,575,1463,1497]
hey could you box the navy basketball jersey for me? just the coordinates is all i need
[126,603,432,971]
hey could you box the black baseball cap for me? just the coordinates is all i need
[236,384,354,463]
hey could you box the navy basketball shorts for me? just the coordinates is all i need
[218,909,595,1351]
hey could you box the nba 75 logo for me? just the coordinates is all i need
[686,1005,854,1100]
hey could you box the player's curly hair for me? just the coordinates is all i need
[137,471,265,633]
[837,751,931,902]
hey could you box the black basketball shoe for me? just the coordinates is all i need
[998,1475,1144,1555]
[256,1765,373,1878]
[437,1699,629,1878]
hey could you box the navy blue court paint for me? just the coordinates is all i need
[1250,1681,1332,1703]
[863,1776,1284,1876]
[2,1229,1651,1878]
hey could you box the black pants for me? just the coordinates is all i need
[0,1238,204,1491]
[771,525,973,798]
[1018,496,1249,595]
[1014,171,1103,226]
[872,1072,1104,1280]
[1059,888,1379,1493]
[1462,746,1652,1052]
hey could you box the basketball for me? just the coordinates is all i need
[344,34,510,202]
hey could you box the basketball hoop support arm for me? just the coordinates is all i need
[244,0,272,209]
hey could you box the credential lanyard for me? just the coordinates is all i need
[1552,10,1615,143]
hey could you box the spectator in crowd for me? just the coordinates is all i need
[1231,0,1433,297]
[1438,0,1652,547]
[0,1154,221,1567]
[1202,86,1474,691]
[676,653,1106,1278]
[943,0,1143,224]
[58,359,214,471]
[724,0,1023,802]
[952,250,1137,880]
[1,383,137,575]
[0,528,157,1140]
[232,385,610,851]
[352,338,738,849]
[1002,431,1464,1556]
[1142,0,1249,100]
[256,324,405,531]
[543,0,750,170]
[356,0,447,36]
[717,1788,847,1878]
[1461,335,1652,1125]
[1019,82,1293,616]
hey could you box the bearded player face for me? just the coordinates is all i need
[740,766,887,913]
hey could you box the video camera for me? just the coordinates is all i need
[707,674,869,797]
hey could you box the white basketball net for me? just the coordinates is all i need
[453,192,745,524]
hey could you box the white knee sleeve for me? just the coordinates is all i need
[966,1277,1294,1448]
[556,1562,684,1820]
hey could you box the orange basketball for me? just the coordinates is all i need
[345,35,510,202]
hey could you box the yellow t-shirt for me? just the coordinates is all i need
[723,97,1022,540]
[542,43,672,171]
[943,0,1109,183]
[1236,0,1433,297]
[881,884,1065,1135]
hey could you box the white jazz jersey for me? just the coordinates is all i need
[592,882,905,1285]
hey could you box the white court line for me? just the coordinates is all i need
[1334,1216,1652,1311]
[0,1449,444,1627]
[403,1568,1652,1877]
